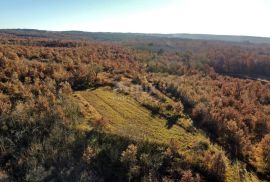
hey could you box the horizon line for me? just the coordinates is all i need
[1,28,270,39]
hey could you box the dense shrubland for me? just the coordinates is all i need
[0,35,270,181]
[0,41,139,181]
[149,73,270,177]
[131,39,270,79]
[0,39,207,181]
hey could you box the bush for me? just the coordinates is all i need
[260,134,270,173]
[180,170,201,182]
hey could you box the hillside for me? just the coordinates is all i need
[164,34,270,44]
[1,29,270,44]
[0,32,270,181]
[73,87,259,182]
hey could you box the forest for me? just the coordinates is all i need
[0,30,270,182]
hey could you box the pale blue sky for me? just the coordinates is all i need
[0,0,270,37]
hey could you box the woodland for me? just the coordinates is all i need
[0,30,270,182]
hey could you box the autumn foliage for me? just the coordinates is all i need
[1,33,270,181]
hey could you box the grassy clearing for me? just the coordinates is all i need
[76,87,199,146]
[73,87,260,182]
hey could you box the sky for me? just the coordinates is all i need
[0,0,270,37]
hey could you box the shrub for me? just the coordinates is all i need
[82,146,95,163]
[180,170,201,182]
[211,153,226,181]
[260,134,270,173]
[92,118,109,131]
[121,144,139,180]
[121,144,138,165]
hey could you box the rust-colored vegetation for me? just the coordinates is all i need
[0,32,270,181]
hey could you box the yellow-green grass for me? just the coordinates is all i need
[76,87,200,146]
[74,87,261,182]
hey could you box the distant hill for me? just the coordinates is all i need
[164,33,270,44]
[1,29,270,44]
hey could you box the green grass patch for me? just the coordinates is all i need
[76,87,202,147]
